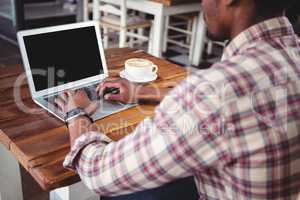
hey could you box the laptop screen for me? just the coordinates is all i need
[23,26,104,91]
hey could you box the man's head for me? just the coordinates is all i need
[202,0,296,41]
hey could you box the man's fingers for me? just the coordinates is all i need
[59,92,68,102]
[54,98,66,111]
[104,93,123,102]
[98,82,122,97]
[96,77,121,92]
[66,90,75,97]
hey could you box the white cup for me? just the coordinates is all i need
[125,58,158,79]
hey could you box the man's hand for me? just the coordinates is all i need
[55,90,99,147]
[55,90,98,115]
[96,77,139,104]
[96,77,172,104]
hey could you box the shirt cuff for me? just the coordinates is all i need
[63,131,113,170]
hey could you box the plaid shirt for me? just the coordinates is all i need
[64,17,300,199]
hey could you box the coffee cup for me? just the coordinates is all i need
[125,58,158,79]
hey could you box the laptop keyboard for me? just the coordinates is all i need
[40,83,133,121]
[44,83,100,108]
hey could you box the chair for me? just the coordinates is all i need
[93,0,153,52]
[206,40,227,56]
[163,12,199,64]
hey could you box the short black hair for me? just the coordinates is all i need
[255,0,297,16]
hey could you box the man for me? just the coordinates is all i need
[55,0,300,199]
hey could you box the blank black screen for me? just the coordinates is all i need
[23,26,103,91]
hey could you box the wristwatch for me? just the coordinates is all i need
[65,108,94,124]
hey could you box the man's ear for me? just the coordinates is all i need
[224,0,238,6]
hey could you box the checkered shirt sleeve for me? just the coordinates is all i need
[63,72,231,196]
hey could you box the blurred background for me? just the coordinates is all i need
[0,0,299,69]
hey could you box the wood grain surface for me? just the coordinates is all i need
[0,48,187,191]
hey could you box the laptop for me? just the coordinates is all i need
[17,21,135,122]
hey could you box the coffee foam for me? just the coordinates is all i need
[126,58,153,68]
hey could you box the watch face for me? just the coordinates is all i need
[65,108,85,121]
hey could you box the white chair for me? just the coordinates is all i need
[163,12,199,64]
[93,0,153,52]
[206,40,227,56]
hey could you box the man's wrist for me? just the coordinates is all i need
[67,115,93,126]
[67,115,97,147]
[65,108,94,125]
[136,86,166,103]
[136,86,154,101]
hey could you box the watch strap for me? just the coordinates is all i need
[65,108,94,123]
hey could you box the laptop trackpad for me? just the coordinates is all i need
[91,100,135,121]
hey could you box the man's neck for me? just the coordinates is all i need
[229,12,283,40]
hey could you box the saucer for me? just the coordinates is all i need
[120,70,158,83]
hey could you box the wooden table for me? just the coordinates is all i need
[80,0,205,65]
[0,48,187,200]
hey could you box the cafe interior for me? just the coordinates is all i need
[0,0,299,200]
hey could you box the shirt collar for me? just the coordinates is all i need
[221,16,295,61]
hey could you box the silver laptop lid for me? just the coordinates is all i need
[17,21,108,98]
